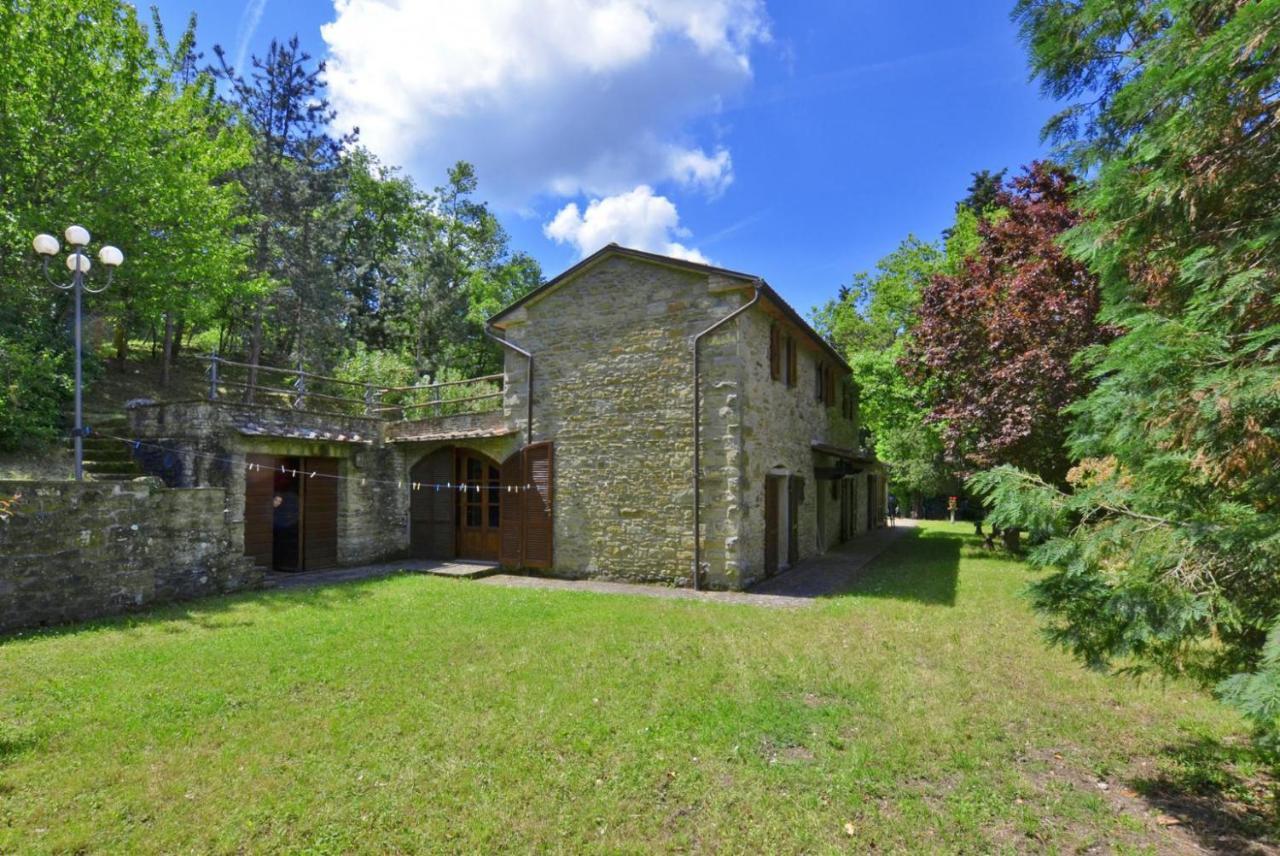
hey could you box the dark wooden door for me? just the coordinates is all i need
[522,442,553,569]
[764,476,779,576]
[244,454,277,568]
[866,474,876,530]
[456,449,500,561]
[411,448,455,559]
[788,475,802,567]
[302,457,339,570]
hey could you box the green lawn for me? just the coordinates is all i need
[0,523,1272,853]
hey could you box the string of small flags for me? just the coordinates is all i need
[102,434,536,493]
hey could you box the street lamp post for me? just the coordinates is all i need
[32,226,124,481]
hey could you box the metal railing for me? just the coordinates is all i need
[199,353,503,421]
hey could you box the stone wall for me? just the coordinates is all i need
[127,401,410,567]
[0,479,260,634]
[732,305,864,588]
[498,256,750,586]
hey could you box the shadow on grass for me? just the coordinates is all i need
[751,525,962,606]
[1132,736,1279,853]
[0,573,392,647]
[834,525,962,606]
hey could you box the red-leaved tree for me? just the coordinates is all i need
[907,162,1108,484]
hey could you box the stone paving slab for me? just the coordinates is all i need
[265,558,498,590]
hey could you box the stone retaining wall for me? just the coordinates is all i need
[0,479,261,634]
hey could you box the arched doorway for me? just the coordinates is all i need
[410,446,502,561]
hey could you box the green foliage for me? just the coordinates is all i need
[0,339,70,449]
[978,0,1280,745]
[0,0,252,450]
[814,236,957,501]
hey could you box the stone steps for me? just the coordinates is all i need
[66,412,142,481]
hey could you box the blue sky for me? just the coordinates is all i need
[148,0,1055,315]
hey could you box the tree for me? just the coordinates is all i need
[814,237,956,507]
[0,0,250,444]
[909,163,1107,484]
[214,36,353,377]
[975,0,1280,747]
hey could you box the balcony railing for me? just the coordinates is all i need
[198,354,503,421]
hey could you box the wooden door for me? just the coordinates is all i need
[522,442,553,569]
[788,475,802,567]
[411,448,455,559]
[302,457,339,570]
[764,476,779,576]
[244,453,277,568]
[456,449,500,561]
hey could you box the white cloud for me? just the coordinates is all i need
[320,0,767,205]
[232,0,268,74]
[544,185,709,262]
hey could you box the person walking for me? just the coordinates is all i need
[887,493,900,526]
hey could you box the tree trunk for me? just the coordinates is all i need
[245,315,263,404]
[161,313,175,387]
[172,316,186,362]
[113,324,128,368]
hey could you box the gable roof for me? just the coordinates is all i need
[488,244,850,372]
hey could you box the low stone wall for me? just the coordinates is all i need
[0,479,261,635]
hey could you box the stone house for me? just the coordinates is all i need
[128,244,884,590]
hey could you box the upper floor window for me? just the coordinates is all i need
[815,362,836,408]
[785,336,798,387]
[842,380,856,420]
[769,323,782,381]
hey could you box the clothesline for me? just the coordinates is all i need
[100,434,536,493]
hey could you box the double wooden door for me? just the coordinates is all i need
[410,444,553,568]
[244,454,338,571]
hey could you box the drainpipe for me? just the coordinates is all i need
[485,325,534,446]
[692,280,763,590]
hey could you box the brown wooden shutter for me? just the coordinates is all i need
[769,324,781,380]
[786,337,797,386]
[522,442,554,569]
[411,448,456,560]
[244,453,276,568]
[302,457,339,570]
[499,451,524,567]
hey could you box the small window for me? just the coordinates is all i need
[816,361,825,401]
[769,324,781,381]
[825,366,836,408]
[785,336,798,387]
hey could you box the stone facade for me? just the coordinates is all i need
[493,247,884,589]
[495,256,748,585]
[0,479,260,634]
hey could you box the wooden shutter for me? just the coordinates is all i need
[302,457,339,570]
[764,476,779,576]
[411,448,456,559]
[769,324,781,380]
[522,442,554,569]
[499,451,524,567]
[244,454,276,568]
[786,337,798,387]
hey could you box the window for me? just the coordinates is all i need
[785,336,798,387]
[769,323,781,381]
[825,366,836,408]
[815,361,825,401]
[842,380,856,420]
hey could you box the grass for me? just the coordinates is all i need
[0,523,1272,853]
